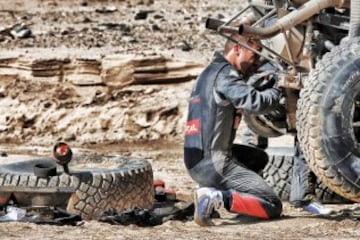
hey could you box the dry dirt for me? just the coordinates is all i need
[0,0,360,239]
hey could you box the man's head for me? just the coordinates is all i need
[224,34,261,76]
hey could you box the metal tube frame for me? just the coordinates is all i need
[217,3,292,71]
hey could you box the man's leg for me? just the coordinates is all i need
[232,143,268,174]
[290,137,333,215]
[189,156,282,226]
[289,137,315,206]
[188,159,227,226]
[241,126,268,150]
[218,160,283,219]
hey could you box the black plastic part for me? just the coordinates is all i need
[33,163,57,178]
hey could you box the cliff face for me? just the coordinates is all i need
[0,0,241,146]
[0,51,199,145]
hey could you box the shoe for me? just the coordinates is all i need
[303,201,333,215]
[193,187,223,226]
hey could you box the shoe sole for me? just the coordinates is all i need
[304,202,334,216]
[193,190,214,227]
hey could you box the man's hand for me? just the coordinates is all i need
[248,71,278,91]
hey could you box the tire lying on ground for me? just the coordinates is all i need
[263,146,351,203]
[0,156,154,220]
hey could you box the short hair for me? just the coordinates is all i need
[223,34,261,55]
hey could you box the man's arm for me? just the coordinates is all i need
[215,66,281,114]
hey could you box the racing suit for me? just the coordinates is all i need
[184,52,283,219]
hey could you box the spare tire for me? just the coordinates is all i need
[0,156,153,220]
[263,147,351,203]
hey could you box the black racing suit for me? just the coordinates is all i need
[184,52,283,219]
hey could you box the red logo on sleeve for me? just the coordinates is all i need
[190,98,200,104]
[185,119,200,135]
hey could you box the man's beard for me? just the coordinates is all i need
[242,62,259,78]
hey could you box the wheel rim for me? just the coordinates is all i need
[351,93,360,144]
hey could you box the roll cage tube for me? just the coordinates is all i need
[205,0,350,71]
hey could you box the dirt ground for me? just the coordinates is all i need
[0,0,360,239]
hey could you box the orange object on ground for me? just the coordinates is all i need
[153,179,165,188]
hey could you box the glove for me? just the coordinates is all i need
[248,71,278,91]
[257,75,277,91]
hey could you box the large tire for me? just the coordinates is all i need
[0,156,154,220]
[297,37,360,202]
[263,147,350,203]
[263,147,293,200]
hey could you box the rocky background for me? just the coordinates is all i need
[1,1,360,240]
[0,0,242,147]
